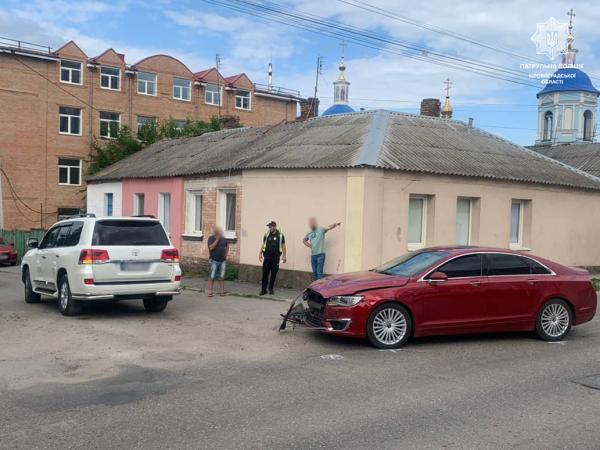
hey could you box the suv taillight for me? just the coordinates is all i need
[161,248,179,263]
[79,249,110,264]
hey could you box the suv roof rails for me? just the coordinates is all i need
[64,213,96,219]
[133,215,156,219]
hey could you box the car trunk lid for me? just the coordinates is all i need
[89,219,175,284]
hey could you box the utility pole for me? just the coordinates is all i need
[268,55,273,92]
[216,53,222,119]
[310,55,323,117]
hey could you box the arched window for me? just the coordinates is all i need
[583,110,593,141]
[543,111,553,141]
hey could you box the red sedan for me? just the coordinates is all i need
[282,247,597,349]
[0,238,17,266]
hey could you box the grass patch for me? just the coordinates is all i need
[591,278,600,292]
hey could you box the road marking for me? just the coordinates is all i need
[378,349,402,353]
[320,354,344,360]
[546,341,567,345]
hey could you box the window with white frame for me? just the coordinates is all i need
[58,158,82,186]
[205,84,221,106]
[235,90,251,110]
[137,71,157,96]
[186,191,203,234]
[99,111,120,138]
[455,197,472,246]
[219,190,237,238]
[60,60,82,84]
[59,106,82,135]
[407,195,426,250]
[510,200,524,247]
[100,66,120,90]
[133,193,145,216]
[104,193,114,216]
[137,115,156,130]
[173,77,191,101]
[158,193,171,232]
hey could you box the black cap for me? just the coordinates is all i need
[266,221,277,227]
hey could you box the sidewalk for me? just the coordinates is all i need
[181,275,303,302]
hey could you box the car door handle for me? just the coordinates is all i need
[41,255,46,259]
[470,281,481,286]
[528,279,537,285]
[55,254,60,258]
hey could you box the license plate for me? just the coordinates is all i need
[120,261,150,272]
[0,254,8,261]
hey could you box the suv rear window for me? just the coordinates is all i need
[92,220,169,246]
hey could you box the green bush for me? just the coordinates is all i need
[591,278,600,292]
[88,117,221,175]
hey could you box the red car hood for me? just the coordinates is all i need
[308,271,409,297]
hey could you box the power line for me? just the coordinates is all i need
[337,0,600,84]
[207,0,541,88]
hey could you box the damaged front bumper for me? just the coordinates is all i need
[279,290,352,332]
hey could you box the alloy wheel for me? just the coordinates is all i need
[540,303,570,338]
[60,283,69,310]
[372,307,407,346]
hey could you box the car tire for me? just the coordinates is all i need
[58,275,83,316]
[143,296,170,313]
[367,303,412,349]
[24,268,41,304]
[535,299,572,342]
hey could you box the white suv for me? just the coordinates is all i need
[21,215,182,316]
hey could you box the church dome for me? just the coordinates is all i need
[537,68,599,97]
[322,104,355,116]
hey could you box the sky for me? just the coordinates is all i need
[1,0,600,145]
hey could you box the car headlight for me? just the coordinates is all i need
[327,295,363,307]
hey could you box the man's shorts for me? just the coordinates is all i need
[209,259,226,281]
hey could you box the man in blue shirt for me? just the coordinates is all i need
[303,217,341,280]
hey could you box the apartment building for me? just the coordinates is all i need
[0,38,301,230]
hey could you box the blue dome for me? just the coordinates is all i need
[537,68,599,97]
[322,104,355,116]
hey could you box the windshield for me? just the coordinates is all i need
[374,251,449,277]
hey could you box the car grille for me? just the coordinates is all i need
[303,289,326,326]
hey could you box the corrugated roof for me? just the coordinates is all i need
[529,142,600,179]
[88,110,600,191]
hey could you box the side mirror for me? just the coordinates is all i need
[26,238,39,249]
[427,271,448,283]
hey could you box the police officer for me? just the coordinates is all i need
[259,220,287,295]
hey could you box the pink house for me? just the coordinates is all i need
[122,178,184,250]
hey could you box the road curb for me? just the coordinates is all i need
[182,286,292,303]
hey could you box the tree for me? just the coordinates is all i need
[87,117,222,176]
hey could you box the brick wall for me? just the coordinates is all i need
[180,174,243,271]
[0,43,298,230]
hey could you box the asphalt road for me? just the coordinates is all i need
[1,266,600,450]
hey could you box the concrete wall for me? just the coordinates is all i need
[86,182,123,217]
[122,178,184,250]
[239,169,348,278]
[376,170,600,268]
[173,167,600,286]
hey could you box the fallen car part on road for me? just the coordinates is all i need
[279,293,307,331]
